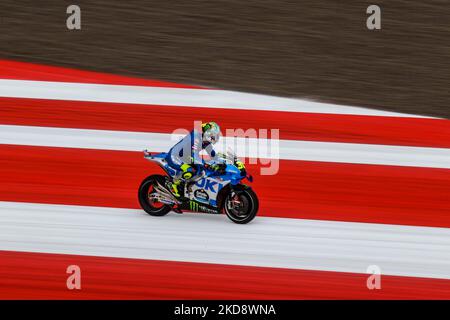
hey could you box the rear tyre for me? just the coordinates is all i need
[138,175,171,216]
[224,187,259,224]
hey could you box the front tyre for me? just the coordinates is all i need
[138,175,171,216]
[224,187,259,224]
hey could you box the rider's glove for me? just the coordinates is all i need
[235,160,245,170]
[210,163,226,173]
[235,160,246,176]
[180,163,195,180]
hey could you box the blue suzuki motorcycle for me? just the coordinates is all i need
[138,150,259,224]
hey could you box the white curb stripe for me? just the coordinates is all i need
[0,79,432,118]
[1,201,449,279]
[1,125,449,169]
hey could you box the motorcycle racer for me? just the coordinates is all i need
[166,121,225,198]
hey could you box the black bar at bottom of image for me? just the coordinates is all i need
[0,300,448,319]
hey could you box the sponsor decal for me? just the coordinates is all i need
[199,205,218,214]
[194,189,209,202]
[195,178,223,193]
[189,201,217,214]
[189,201,199,211]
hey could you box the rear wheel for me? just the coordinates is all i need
[138,175,171,216]
[223,187,259,224]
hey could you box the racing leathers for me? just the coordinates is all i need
[165,129,217,197]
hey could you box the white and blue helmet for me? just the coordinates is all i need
[202,122,220,144]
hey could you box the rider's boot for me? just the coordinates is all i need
[168,179,182,198]
[167,180,185,214]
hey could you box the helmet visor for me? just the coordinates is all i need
[204,124,220,144]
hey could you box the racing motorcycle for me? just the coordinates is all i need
[138,149,259,224]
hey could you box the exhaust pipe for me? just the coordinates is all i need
[153,181,181,205]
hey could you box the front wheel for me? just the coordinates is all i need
[138,175,171,216]
[223,187,259,224]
